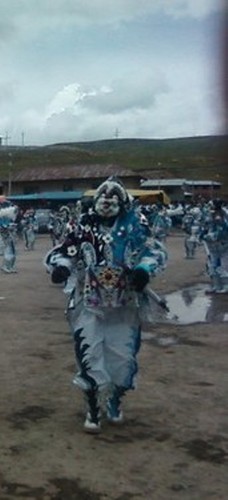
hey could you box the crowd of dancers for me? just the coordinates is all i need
[0,203,79,273]
[1,188,228,294]
[1,178,228,432]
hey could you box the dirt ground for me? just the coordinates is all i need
[0,232,227,500]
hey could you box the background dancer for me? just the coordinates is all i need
[0,203,18,273]
[201,199,228,293]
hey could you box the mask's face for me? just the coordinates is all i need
[95,192,120,218]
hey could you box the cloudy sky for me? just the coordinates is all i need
[0,0,226,146]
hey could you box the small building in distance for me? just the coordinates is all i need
[140,178,222,202]
[2,164,143,196]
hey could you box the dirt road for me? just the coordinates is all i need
[0,233,227,500]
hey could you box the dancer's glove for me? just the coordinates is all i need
[131,266,150,292]
[52,265,70,284]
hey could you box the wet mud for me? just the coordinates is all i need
[0,477,102,500]
[182,438,228,465]
[8,405,55,430]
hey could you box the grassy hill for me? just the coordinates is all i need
[0,135,227,193]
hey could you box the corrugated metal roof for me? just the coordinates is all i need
[11,164,139,182]
[185,180,221,186]
[141,178,186,187]
[141,178,221,187]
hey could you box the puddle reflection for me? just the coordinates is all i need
[165,284,228,324]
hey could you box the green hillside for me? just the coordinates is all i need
[0,135,227,192]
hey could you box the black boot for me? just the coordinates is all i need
[84,389,101,433]
[106,386,126,424]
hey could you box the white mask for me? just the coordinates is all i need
[95,193,120,218]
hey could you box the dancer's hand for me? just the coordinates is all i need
[131,267,149,292]
[52,265,70,284]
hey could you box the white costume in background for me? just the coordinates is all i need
[201,201,228,293]
[0,204,18,273]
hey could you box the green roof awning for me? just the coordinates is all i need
[8,190,83,201]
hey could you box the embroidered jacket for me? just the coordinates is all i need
[45,207,167,310]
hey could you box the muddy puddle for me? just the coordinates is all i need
[164,284,228,324]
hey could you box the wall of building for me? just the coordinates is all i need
[5,175,140,195]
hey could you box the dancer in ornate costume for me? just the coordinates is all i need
[44,177,168,433]
[182,206,201,259]
[201,199,228,294]
[48,206,72,246]
[0,202,18,273]
[151,206,172,242]
[21,208,38,250]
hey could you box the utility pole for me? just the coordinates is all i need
[157,162,162,190]
[21,131,25,147]
[8,153,13,196]
[4,131,11,146]
[114,128,119,139]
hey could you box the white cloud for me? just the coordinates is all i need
[0,65,222,146]
[45,83,96,118]
[41,71,170,125]
[0,38,224,145]
[0,0,222,43]
[162,0,223,19]
[12,72,170,143]
[0,82,15,106]
[82,72,169,114]
[0,0,225,145]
